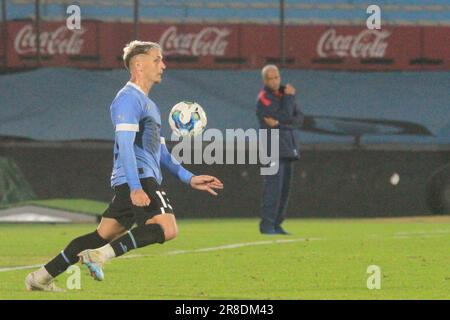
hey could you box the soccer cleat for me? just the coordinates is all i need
[78,249,105,281]
[25,272,65,292]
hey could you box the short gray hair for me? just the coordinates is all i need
[261,64,279,79]
[122,40,162,70]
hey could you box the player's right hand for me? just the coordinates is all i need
[130,189,151,207]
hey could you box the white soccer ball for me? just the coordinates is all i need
[169,101,207,137]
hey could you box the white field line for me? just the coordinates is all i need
[393,234,450,239]
[393,229,450,239]
[0,237,323,273]
[119,237,324,259]
[394,229,450,236]
[0,264,44,272]
[367,229,450,239]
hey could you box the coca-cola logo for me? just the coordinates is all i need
[14,24,85,55]
[159,26,230,56]
[317,28,391,58]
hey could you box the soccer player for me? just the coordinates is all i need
[25,41,223,291]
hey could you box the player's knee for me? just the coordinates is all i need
[149,214,178,241]
[162,219,178,241]
[97,218,127,241]
[97,228,118,242]
[163,225,178,241]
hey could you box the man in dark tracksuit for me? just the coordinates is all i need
[256,65,304,235]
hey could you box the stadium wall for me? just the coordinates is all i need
[1,20,450,71]
[1,141,449,218]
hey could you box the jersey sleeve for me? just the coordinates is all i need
[111,95,141,132]
[111,94,142,191]
[160,137,194,185]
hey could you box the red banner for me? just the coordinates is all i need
[2,21,449,71]
[281,25,422,71]
[5,20,100,69]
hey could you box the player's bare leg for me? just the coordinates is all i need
[78,213,177,281]
[147,213,178,240]
[25,218,126,291]
[97,217,129,241]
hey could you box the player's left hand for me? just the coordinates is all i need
[190,175,224,196]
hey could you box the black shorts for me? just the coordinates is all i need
[102,177,174,230]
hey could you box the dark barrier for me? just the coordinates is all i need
[1,141,449,217]
[0,156,36,205]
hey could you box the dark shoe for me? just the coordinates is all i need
[274,226,291,235]
[260,227,278,235]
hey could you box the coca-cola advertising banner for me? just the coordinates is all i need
[158,25,233,56]
[2,20,449,70]
[5,21,99,68]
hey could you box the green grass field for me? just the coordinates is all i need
[1,199,450,300]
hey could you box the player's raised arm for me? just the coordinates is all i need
[159,137,194,185]
[159,138,224,195]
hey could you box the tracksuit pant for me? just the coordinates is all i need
[260,159,294,231]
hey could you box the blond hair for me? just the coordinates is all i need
[122,40,162,70]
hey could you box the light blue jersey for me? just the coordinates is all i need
[110,82,193,190]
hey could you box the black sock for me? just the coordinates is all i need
[110,224,165,257]
[44,231,108,278]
